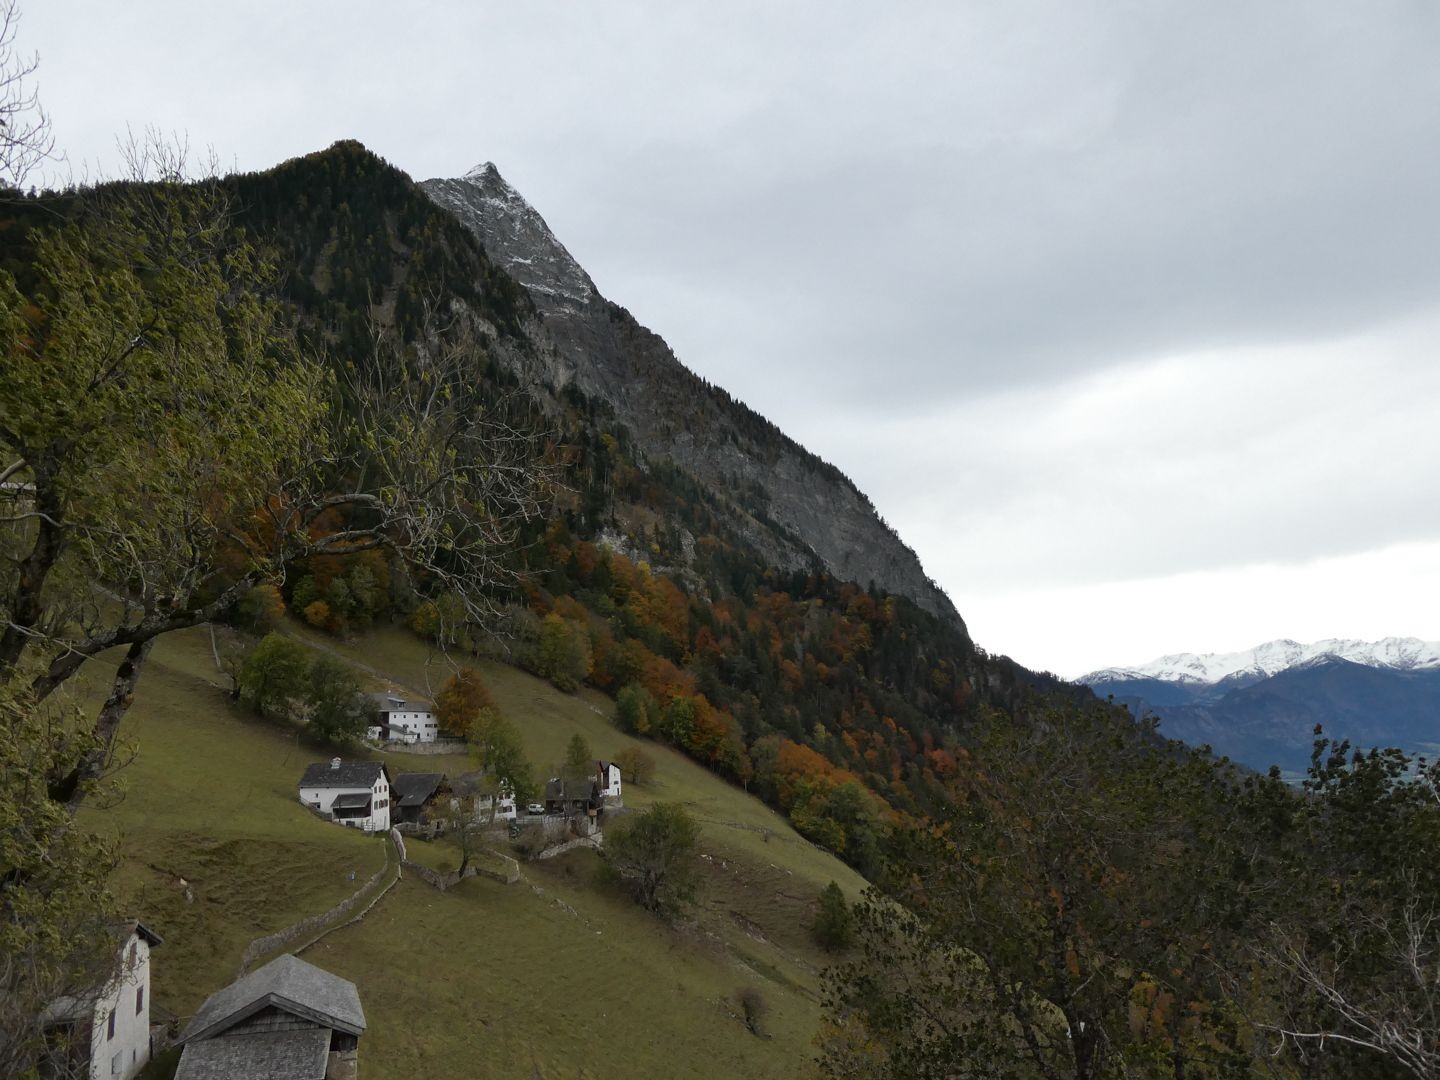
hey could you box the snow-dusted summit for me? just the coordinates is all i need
[1082,637,1440,687]
[423,163,595,309]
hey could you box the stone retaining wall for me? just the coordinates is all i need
[401,849,521,890]
[235,840,393,978]
[379,738,468,756]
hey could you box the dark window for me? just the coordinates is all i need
[136,985,144,1014]
[107,1011,115,1040]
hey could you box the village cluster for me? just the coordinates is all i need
[43,691,624,1080]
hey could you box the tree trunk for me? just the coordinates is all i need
[64,638,153,813]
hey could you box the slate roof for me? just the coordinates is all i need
[179,954,366,1045]
[392,772,445,808]
[175,1027,330,1080]
[120,918,164,947]
[298,761,386,789]
[545,776,598,802]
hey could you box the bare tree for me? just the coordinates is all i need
[1258,885,1440,1080]
[0,0,53,189]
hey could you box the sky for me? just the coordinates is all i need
[23,1,1440,676]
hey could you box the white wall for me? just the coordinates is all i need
[298,775,391,832]
[380,709,439,743]
[601,764,622,799]
[87,932,150,1080]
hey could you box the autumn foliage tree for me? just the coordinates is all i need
[433,668,494,738]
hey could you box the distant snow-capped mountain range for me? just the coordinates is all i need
[1081,636,1440,687]
[1078,637,1440,773]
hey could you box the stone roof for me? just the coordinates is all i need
[175,1027,330,1080]
[298,761,386,789]
[179,954,366,1045]
[392,772,445,808]
[545,776,598,802]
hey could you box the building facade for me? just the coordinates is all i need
[366,692,439,744]
[298,760,392,832]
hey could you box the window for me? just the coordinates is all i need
[136,985,144,1014]
[107,1010,115,1039]
[111,1051,122,1075]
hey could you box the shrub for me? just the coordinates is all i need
[735,986,768,1036]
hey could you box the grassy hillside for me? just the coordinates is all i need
[85,622,867,1078]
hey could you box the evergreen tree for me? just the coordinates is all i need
[811,881,852,952]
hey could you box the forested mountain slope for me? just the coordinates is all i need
[211,141,1075,868]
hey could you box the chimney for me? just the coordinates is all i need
[330,757,342,770]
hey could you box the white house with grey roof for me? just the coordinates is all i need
[365,691,438,743]
[298,759,391,833]
[42,920,161,1080]
[174,953,365,1080]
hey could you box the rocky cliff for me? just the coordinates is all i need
[422,164,962,630]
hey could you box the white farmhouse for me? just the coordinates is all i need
[298,759,392,832]
[366,691,439,744]
[43,920,162,1080]
[596,759,623,801]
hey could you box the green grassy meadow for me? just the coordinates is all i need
[82,622,867,1078]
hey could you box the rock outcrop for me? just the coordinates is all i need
[422,164,963,630]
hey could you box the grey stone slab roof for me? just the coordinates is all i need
[175,1027,330,1080]
[392,772,445,807]
[180,954,365,1045]
[298,761,386,789]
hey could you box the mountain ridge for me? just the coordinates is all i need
[420,162,964,631]
[1082,635,1440,687]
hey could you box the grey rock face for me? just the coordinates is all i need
[422,164,963,631]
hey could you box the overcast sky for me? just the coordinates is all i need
[25,1,1440,676]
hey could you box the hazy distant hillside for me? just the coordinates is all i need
[1082,637,1440,772]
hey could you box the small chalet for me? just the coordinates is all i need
[595,760,623,801]
[544,775,602,818]
[390,772,447,825]
[174,953,365,1080]
[366,691,438,744]
[298,759,392,833]
[42,920,162,1080]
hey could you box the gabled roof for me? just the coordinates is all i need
[175,1027,330,1080]
[392,772,446,808]
[119,918,163,948]
[545,776,598,801]
[298,760,387,789]
[179,954,365,1045]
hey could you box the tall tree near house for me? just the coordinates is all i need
[433,668,494,738]
[468,708,536,812]
[236,633,311,719]
[0,680,117,1079]
[304,655,368,743]
[615,745,655,785]
[561,731,593,785]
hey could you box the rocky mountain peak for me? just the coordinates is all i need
[419,162,964,630]
[425,164,595,310]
